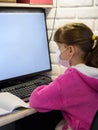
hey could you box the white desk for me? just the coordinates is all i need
[0,108,63,130]
[0,108,36,127]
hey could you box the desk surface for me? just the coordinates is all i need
[0,107,36,127]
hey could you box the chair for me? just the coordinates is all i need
[90,111,98,130]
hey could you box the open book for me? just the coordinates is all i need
[0,92,30,116]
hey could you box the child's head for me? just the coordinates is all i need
[54,22,98,67]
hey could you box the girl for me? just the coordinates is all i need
[29,23,98,130]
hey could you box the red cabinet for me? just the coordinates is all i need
[17,0,53,4]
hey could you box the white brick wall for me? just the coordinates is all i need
[76,7,98,19]
[59,0,93,7]
[46,0,98,80]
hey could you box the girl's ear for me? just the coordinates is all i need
[68,45,75,56]
[64,45,75,59]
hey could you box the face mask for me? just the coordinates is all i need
[56,48,70,68]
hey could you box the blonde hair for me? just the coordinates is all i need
[54,23,98,68]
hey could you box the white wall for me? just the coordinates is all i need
[46,0,98,80]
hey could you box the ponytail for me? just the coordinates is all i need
[86,36,98,68]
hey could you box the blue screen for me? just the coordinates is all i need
[0,9,51,81]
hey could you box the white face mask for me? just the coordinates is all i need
[56,48,70,68]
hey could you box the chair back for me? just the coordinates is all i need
[90,111,98,130]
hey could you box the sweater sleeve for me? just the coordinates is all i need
[29,68,80,112]
[29,77,64,112]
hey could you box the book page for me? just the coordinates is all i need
[0,92,30,116]
[0,108,10,116]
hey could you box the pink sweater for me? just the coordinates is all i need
[29,67,98,130]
